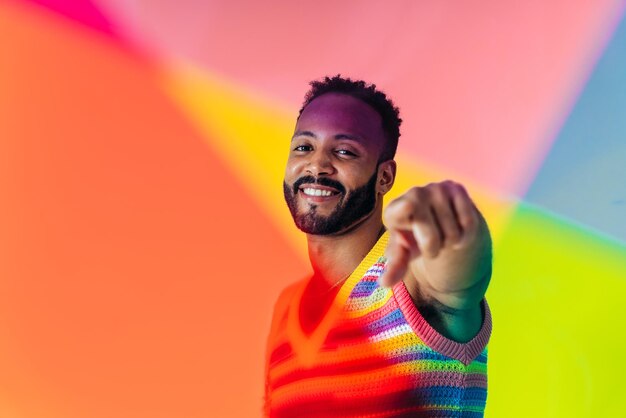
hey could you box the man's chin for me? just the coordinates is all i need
[294,215,337,236]
[297,204,335,217]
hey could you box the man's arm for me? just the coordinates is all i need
[380,180,492,343]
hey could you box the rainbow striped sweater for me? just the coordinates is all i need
[265,232,492,417]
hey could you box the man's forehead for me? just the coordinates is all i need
[296,93,384,140]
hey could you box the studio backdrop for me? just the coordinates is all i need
[1,1,625,417]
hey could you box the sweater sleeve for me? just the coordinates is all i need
[393,281,492,366]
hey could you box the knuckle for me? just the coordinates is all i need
[424,182,453,204]
[385,190,427,220]
[429,185,448,202]
[452,182,469,196]
[407,186,425,201]
[460,211,479,229]
[440,180,462,193]
[385,199,413,223]
[395,199,413,214]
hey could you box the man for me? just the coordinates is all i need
[265,75,493,417]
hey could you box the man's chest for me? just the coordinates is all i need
[266,301,488,418]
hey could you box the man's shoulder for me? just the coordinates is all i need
[268,279,307,326]
[273,279,305,310]
[265,279,306,348]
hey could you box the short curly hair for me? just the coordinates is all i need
[298,75,402,162]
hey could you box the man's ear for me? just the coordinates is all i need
[377,160,396,196]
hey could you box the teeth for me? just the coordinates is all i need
[303,188,333,197]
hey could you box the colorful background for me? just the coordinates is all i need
[1,0,625,417]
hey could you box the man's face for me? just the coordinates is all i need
[283,93,386,235]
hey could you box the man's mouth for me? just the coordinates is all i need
[298,185,341,199]
[300,187,338,196]
[292,176,346,196]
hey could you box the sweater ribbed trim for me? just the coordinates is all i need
[392,281,492,366]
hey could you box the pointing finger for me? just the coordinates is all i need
[379,230,417,287]
[384,189,441,257]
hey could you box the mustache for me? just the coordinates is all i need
[292,176,346,195]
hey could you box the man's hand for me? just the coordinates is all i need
[381,180,491,311]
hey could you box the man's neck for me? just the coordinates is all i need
[306,208,385,290]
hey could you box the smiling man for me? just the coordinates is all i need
[265,76,493,417]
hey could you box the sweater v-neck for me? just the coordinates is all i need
[286,232,389,366]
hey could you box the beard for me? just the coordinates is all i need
[283,170,378,235]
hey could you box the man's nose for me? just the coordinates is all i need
[306,151,335,176]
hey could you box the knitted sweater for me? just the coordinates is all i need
[264,232,492,417]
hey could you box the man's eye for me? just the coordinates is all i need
[336,149,357,157]
[294,145,312,152]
